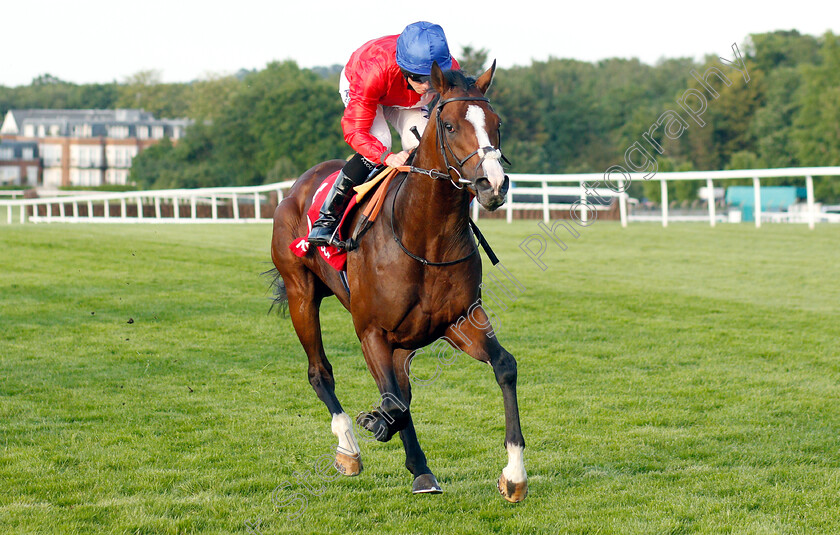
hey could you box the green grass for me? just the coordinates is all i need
[1,221,838,534]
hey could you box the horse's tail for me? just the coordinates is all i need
[263,267,289,317]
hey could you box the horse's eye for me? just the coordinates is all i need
[444,122,455,133]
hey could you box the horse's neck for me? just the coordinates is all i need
[394,131,473,256]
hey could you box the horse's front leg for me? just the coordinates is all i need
[393,348,442,494]
[445,306,528,502]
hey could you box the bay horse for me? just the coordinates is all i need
[269,61,527,502]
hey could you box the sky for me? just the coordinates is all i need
[3,0,839,87]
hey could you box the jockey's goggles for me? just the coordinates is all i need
[404,71,431,84]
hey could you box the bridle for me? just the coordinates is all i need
[389,174,477,266]
[435,96,511,189]
[389,93,507,266]
[404,95,510,192]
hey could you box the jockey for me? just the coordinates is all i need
[307,21,459,247]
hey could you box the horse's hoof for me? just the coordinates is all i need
[355,411,396,442]
[412,473,443,494]
[334,451,362,476]
[498,474,528,502]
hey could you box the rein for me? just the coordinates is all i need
[389,172,478,267]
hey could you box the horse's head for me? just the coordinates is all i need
[429,61,509,211]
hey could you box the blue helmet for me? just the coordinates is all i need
[396,21,453,75]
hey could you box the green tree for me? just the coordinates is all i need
[117,70,190,118]
[186,74,241,121]
[130,61,346,188]
[9,30,840,199]
[459,45,490,76]
[792,31,840,201]
[749,67,803,168]
[745,30,822,170]
[746,30,820,72]
[677,56,764,171]
[0,75,119,117]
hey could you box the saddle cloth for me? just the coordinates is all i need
[289,170,357,271]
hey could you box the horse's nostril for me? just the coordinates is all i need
[475,177,492,191]
[499,176,510,196]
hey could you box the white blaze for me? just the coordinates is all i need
[502,443,527,483]
[465,105,506,193]
[331,412,360,455]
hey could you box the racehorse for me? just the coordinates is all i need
[268,61,527,502]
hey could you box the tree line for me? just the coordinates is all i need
[1,30,838,202]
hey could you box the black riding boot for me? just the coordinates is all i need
[307,154,372,247]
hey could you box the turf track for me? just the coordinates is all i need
[1,221,838,534]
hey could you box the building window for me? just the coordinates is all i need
[90,146,102,167]
[108,125,129,139]
[50,124,60,136]
[23,125,35,137]
[73,124,92,137]
[1,166,21,182]
[115,147,125,167]
[26,166,38,186]
[152,126,164,139]
[137,126,148,139]
[0,148,12,159]
[43,145,61,166]
[75,169,102,187]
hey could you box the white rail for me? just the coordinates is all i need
[0,181,294,225]
[2,167,839,228]
[500,167,840,229]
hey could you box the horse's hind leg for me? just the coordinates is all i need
[393,349,442,494]
[354,329,410,442]
[284,271,362,476]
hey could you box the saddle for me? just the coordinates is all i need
[289,166,400,271]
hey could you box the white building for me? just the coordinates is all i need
[0,109,190,188]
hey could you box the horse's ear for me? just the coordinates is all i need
[431,61,449,94]
[475,59,497,94]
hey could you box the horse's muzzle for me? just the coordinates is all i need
[474,175,509,211]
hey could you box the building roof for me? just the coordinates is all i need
[1,109,191,137]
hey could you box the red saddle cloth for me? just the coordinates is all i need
[289,170,359,271]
